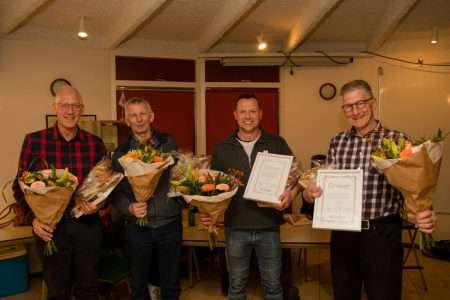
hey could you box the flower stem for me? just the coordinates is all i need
[44,239,58,256]
[136,216,148,227]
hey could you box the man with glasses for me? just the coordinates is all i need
[303,80,436,300]
[13,86,106,299]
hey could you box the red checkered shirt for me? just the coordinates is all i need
[13,126,106,223]
[327,121,405,220]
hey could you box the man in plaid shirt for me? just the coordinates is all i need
[13,86,106,300]
[303,80,436,300]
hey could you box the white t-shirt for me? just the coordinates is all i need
[237,136,259,163]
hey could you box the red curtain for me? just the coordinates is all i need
[205,88,279,154]
[116,89,195,151]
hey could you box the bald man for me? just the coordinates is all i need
[13,86,106,300]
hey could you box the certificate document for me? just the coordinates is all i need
[312,169,363,231]
[244,152,293,204]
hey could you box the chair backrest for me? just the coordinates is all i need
[310,154,327,168]
[301,154,326,217]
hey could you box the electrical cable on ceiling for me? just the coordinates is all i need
[277,50,298,67]
[277,50,354,75]
[277,50,354,67]
[362,50,450,67]
[315,50,355,64]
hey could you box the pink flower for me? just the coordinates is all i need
[216,183,230,192]
[30,181,46,189]
[41,170,53,179]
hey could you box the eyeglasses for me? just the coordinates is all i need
[56,103,84,112]
[341,97,373,113]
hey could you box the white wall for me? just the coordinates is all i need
[280,37,450,240]
[1,35,449,239]
[0,39,111,188]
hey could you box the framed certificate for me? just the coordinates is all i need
[312,169,363,231]
[244,152,293,204]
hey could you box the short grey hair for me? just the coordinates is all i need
[124,97,153,119]
[54,86,83,103]
[340,80,374,98]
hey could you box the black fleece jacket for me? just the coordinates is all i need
[211,130,293,229]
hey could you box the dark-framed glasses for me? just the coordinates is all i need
[341,97,373,112]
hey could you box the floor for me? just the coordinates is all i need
[3,248,450,300]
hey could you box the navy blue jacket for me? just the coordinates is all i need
[111,131,182,227]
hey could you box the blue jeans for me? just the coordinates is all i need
[126,217,182,300]
[225,228,283,300]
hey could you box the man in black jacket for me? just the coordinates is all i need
[111,97,181,300]
[201,94,300,300]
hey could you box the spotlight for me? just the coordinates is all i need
[257,32,267,51]
[431,26,438,44]
[78,16,88,39]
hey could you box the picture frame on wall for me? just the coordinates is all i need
[46,114,97,134]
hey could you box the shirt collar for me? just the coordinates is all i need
[129,130,161,149]
[346,120,383,138]
[52,124,85,142]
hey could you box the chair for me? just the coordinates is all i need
[402,220,427,291]
[97,252,130,299]
[187,246,201,287]
[297,154,326,280]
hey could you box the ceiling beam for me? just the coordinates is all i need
[367,0,418,51]
[104,0,168,49]
[197,0,260,53]
[284,0,341,53]
[0,0,51,36]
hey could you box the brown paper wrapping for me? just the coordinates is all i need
[190,198,231,232]
[382,147,442,214]
[127,168,164,203]
[23,187,74,228]
[283,214,312,226]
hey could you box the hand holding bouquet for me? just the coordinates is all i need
[372,130,447,249]
[19,166,78,255]
[170,163,242,249]
[119,145,174,226]
[71,158,123,218]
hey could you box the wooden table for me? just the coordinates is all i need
[182,222,330,247]
[182,220,331,287]
[0,224,34,248]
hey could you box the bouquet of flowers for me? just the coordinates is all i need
[19,166,78,255]
[71,158,123,218]
[119,145,174,226]
[372,129,447,249]
[170,159,242,249]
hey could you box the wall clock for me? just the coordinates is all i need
[50,78,71,96]
[319,82,337,100]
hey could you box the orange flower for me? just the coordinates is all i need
[201,183,216,192]
[216,183,230,192]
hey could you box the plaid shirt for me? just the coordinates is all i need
[327,121,405,220]
[13,126,106,223]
